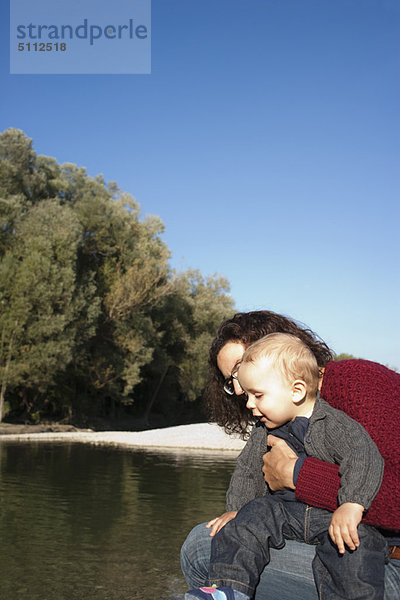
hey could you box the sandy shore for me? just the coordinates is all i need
[0,423,246,452]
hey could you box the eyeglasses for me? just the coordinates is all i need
[223,371,239,395]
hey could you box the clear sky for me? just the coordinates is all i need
[1,0,399,368]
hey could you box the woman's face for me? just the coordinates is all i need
[217,341,246,395]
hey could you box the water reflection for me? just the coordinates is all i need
[0,442,238,600]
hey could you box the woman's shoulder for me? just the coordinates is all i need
[320,359,400,441]
[322,359,400,398]
[324,358,399,376]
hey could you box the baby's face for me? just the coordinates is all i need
[238,357,296,429]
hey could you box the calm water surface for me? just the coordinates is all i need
[0,441,238,600]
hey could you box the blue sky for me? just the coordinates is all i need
[1,0,399,368]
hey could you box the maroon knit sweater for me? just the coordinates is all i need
[295,359,400,531]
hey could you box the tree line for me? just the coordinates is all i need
[0,129,235,426]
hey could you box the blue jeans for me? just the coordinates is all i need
[206,498,387,598]
[181,520,400,600]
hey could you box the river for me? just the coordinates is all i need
[0,441,238,600]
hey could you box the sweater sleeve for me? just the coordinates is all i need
[295,457,341,511]
[226,424,268,511]
[306,404,384,509]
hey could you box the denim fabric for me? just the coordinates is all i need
[207,497,387,598]
[181,516,400,600]
[180,522,319,600]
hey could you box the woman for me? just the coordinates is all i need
[180,311,400,600]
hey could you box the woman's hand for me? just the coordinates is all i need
[329,502,364,554]
[262,435,298,491]
[206,511,237,537]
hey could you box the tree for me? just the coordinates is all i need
[0,199,99,420]
[71,178,171,412]
[0,128,236,425]
[0,129,173,421]
[176,271,235,402]
[334,353,359,361]
[136,270,235,425]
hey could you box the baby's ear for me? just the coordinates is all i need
[292,379,307,404]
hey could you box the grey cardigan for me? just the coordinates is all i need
[226,396,384,513]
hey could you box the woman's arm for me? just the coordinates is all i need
[265,446,400,530]
[262,438,341,512]
[264,358,400,531]
[298,458,399,531]
[295,457,340,511]
[319,359,400,530]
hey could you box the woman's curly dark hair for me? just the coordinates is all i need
[205,310,334,438]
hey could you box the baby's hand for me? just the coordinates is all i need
[329,502,364,554]
[206,511,237,537]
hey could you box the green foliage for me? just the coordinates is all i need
[0,128,235,424]
[174,271,234,402]
[335,353,398,373]
[334,353,359,361]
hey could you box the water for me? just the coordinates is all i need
[0,441,238,600]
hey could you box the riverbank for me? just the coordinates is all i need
[0,422,246,452]
[0,423,84,435]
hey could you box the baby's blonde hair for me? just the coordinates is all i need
[241,332,319,397]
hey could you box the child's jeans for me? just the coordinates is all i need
[207,497,388,600]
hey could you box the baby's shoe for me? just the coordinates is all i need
[184,586,247,600]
